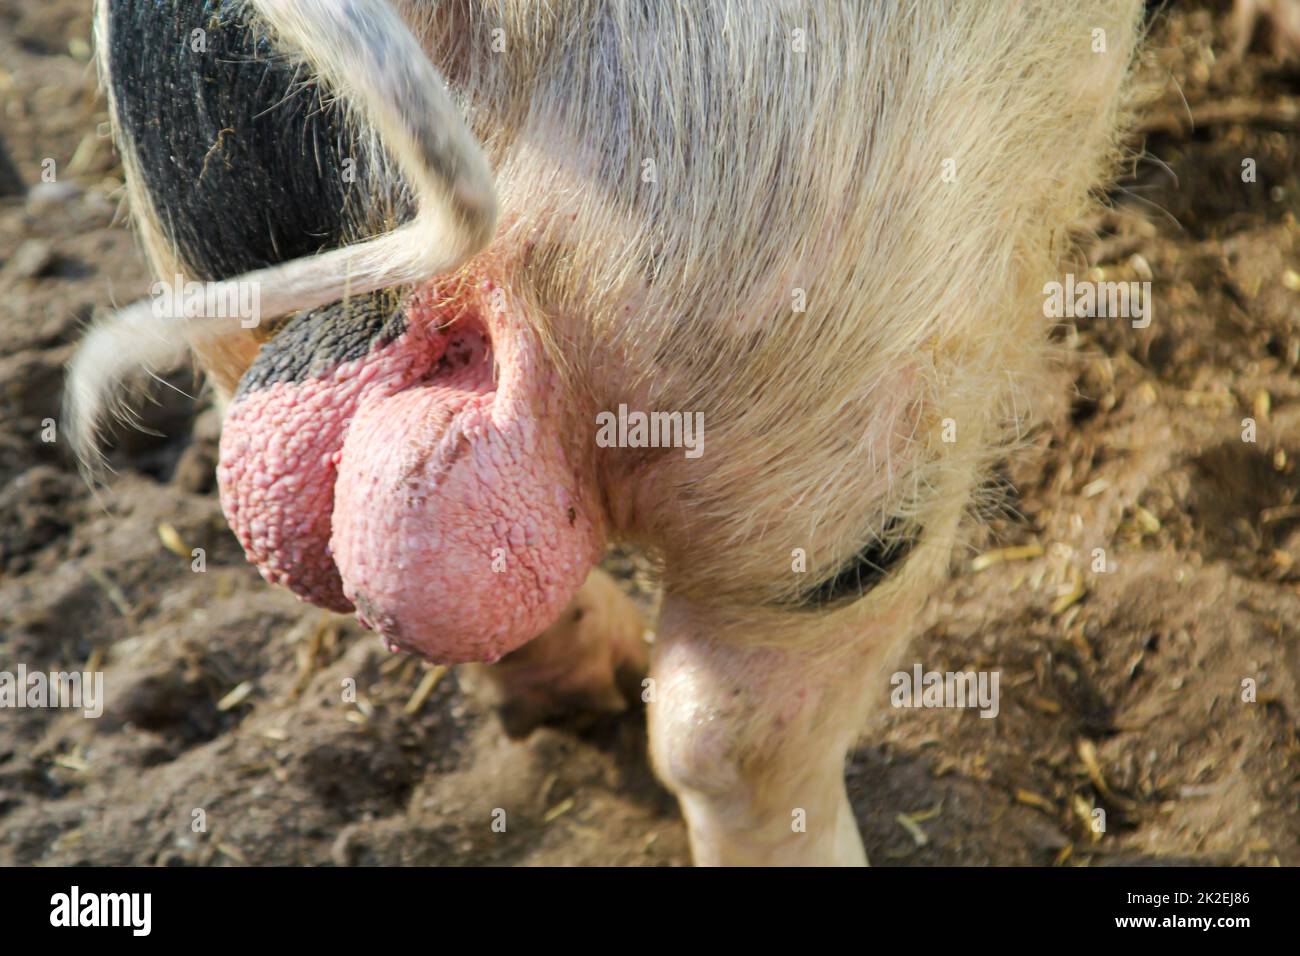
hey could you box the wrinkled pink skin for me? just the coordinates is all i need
[218,283,604,664]
[217,317,441,613]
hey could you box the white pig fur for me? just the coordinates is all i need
[69,0,1146,864]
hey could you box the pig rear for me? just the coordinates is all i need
[69,0,1145,865]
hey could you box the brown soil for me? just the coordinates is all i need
[0,1,1296,866]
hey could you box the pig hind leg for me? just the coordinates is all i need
[459,568,650,738]
[638,1,1145,865]
[647,597,918,866]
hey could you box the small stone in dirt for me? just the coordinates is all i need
[24,180,81,215]
[81,190,117,223]
[2,240,56,282]
[173,443,216,495]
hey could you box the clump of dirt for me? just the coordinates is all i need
[0,0,1296,866]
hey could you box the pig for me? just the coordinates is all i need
[67,0,1146,865]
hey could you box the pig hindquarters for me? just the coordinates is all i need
[70,0,1146,865]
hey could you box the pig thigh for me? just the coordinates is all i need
[631,1,1144,865]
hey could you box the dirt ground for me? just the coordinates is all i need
[1,1,1297,867]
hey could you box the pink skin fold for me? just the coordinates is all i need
[217,282,604,664]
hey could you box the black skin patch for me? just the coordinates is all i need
[107,0,411,282]
[796,519,918,609]
[234,291,408,397]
